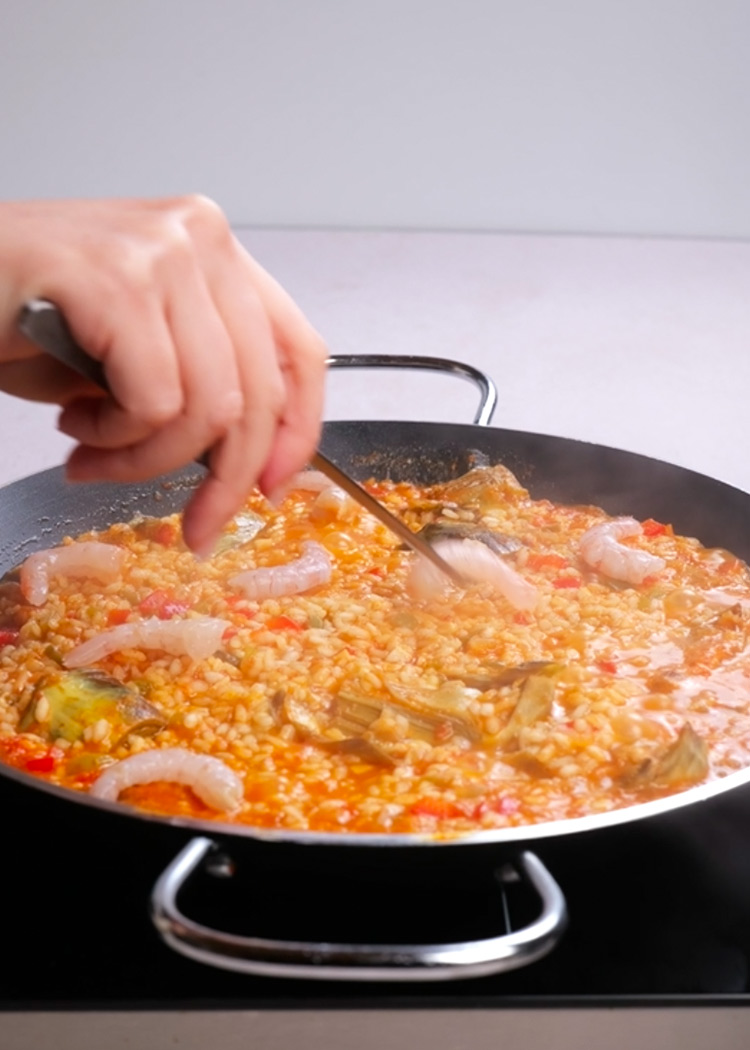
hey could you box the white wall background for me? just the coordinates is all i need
[0,0,748,237]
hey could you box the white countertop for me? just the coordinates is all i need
[2,228,750,494]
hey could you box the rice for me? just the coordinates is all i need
[1,463,750,836]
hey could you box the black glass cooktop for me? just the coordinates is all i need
[3,770,750,1009]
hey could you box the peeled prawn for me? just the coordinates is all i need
[408,538,538,609]
[288,470,338,493]
[229,541,332,600]
[64,616,230,669]
[310,485,353,522]
[21,542,128,607]
[89,747,244,812]
[579,518,666,585]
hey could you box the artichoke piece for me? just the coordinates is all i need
[636,723,709,787]
[405,522,522,557]
[332,693,381,736]
[434,464,529,509]
[282,695,324,738]
[384,680,481,742]
[449,660,558,692]
[334,683,481,745]
[504,674,556,737]
[19,669,166,744]
[269,689,286,726]
[213,510,266,553]
[65,752,115,776]
[317,737,397,767]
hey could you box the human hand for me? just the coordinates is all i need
[0,195,328,556]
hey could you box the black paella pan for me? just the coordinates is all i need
[2,343,750,983]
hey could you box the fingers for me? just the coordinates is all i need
[0,196,329,555]
[59,260,244,465]
[241,251,329,497]
[180,247,290,554]
[257,339,327,501]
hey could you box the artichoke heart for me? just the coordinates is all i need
[435,464,530,509]
[635,723,709,788]
[334,680,481,745]
[449,660,559,692]
[19,669,166,744]
[504,674,556,738]
[412,522,522,557]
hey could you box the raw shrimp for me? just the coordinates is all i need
[408,538,538,609]
[287,469,337,493]
[64,615,230,668]
[579,518,666,585]
[21,542,128,607]
[89,747,244,812]
[230,541,332,600]
[310,485,354,523]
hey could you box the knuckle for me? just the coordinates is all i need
[133,388,184,428]
[178,193,231,245]
[104,241,155,296]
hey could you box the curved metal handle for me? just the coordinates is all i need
[18,305,497,429]
[327,354,497,427]
[150,837,567,982]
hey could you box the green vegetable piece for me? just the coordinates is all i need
[449,660,558,691]
[20,669,166,743]
[504,674,555,737]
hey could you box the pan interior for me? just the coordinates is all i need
[3,419,750,845]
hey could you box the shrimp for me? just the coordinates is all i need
[21,542,128,607]
[579,517,666,585]
[310,485,354,523]
[64,616,230,669]
[229,541,332,600]
[89,747,244,812]
[408,538,538,609]
[288,469,337,493]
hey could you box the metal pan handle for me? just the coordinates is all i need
[327,354,498,427]
[150,837,566,982]
[17,304,497,429]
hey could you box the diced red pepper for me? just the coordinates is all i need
[526,552,569,572]
[553,575,581,589]
[641,518,668,537]
[410,798,463,820]
[25,754,56,773]
[266,615,303,631]
[222,626,239,641]
[596,659,618,674]
[153,522,179,546]
[107,608,131,627]
[0,629,19,646]
[138,590,191,619]
[364,482,391,498]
